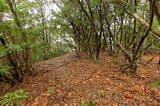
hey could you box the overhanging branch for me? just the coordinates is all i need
[133,13,160,40]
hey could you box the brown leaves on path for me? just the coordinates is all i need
[1,52,160,105]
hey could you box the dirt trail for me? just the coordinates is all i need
[30,52,79,76]
[1,52,160,105]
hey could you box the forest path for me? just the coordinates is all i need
[30,52,80,76]
[4,52,160,105]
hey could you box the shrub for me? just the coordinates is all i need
[0,89,29,106]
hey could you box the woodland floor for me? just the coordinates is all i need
[0,51,160,106]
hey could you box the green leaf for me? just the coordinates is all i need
[0,89,29,106]
[87,100,96,106]
[97,89,105,95]
[0,66,11,76]
[151,81,160,88]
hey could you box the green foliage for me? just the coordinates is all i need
[52,48,68,58]
[0,46,7,57]
[97,89,105,95]
[47,87,54,96]
[155,41,160,47]
[152,17,160,32]
[0,65,11,76]
[0,89,29,106]
[78,100,96,106]
[0,0,8,12]
[0,44,23,57]
[0,0,75,83]
[90,0,100,7]
[151,81,160,88]
[7,44,23,53]
[87,101,96,106]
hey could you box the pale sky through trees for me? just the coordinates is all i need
[28,0,60,20]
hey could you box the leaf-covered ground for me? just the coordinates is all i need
[1,52,160,105]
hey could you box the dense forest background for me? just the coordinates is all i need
[0,0,160,85]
